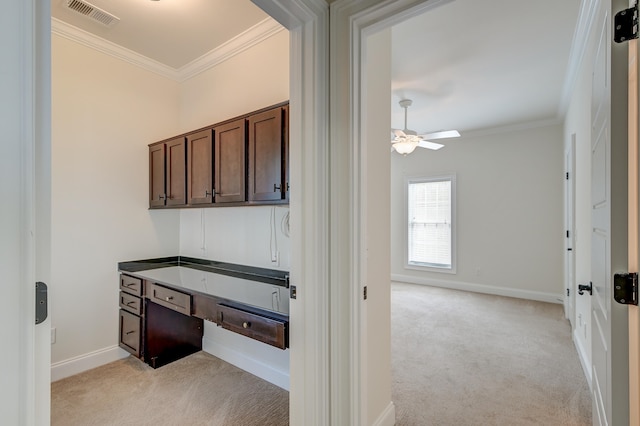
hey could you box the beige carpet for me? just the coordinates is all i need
[391,282,592,426]
[52,284,591,425]
[51,351,289,426]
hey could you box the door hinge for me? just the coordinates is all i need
[614,272,638,305]
[566,288,570,297]
[566,172,569,180]
[35,282,48,325]
[614,6,639,43]
[290,285,297,299]
[363,286,368,300]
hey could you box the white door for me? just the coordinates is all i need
[591,0,632,424]
[565,135,576,322]
[590,6,612,416]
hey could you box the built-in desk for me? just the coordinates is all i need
[118,256,289,368]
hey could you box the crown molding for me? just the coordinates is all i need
[51,18,180,80]
[178,18,285,82]
[462,117,563,139]
[51,17,285,82]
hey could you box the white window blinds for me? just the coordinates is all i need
[408,178,453,269]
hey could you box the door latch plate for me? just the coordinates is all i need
[35,281,48,324]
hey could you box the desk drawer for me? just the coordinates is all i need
[148,283,191,316]
[217,305,286,349]
[120,274,143,297]
[119,291,143,315]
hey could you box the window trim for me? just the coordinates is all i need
[404,174,457,274]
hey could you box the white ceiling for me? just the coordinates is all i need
[51,0,271,69]
[51,0,582,135]
[391,0,581,135]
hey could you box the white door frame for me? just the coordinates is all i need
[2,0,51,424]
[565,134,577,322]
[330,0,453,424]
[251,1,330,424]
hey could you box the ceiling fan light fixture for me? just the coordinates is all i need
[392,139,419,155]
[392,133,421,154]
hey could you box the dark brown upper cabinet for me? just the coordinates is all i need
[214,118,246,203]
[148,101,288,209]
[248,106,287,202]
[149,137,186,207]
[187,129,213,205]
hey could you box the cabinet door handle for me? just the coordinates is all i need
[273,184,281,192]
[158,194,166,200]
[205,189,216,197]
[165,296,174,302]
[242,321,251,329]
[125,330,136,335]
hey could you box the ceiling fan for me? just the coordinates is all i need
[391,99,460,155]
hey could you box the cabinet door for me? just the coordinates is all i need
[283,105,289,200]
[149,144,166,207]
[248,107,284,202]
[165,138,186,206]
[119,310,141,357]
[214,118,246,203]
[187,129,213,205]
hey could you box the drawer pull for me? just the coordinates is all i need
[125,283,136,287]
[126,301,136,306]
[165,296,174,302]
[243,321,251,329]
[125,330,135,335]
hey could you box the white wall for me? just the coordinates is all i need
[51,35,181,369]
[391,123,565,303]
[180,207,290,270]
[179,30,289,131]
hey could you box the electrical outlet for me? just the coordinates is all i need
[51,327,56,344]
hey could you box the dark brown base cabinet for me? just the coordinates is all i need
[118,270,288,369]
[119,274,203,369]
[149,101,289,209]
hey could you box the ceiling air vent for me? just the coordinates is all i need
[65,0,120,27]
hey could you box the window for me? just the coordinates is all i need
[406,175,456,273]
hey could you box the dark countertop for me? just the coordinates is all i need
[118,256,289,287]
[118,256,290,315]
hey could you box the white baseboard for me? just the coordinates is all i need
[391,274,563,305]
[51,345,130,382]
[202,336,290,391]
[573,328,592,390]
[372,402,396,426]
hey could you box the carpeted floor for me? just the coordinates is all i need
[51,351,289,426]
[391,282,592,426]
[52,283,591,425]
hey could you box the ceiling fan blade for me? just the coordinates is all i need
[390,145,396,152]
[418,130,460,140]
[392,129,407,137]
[418,140,444,150]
